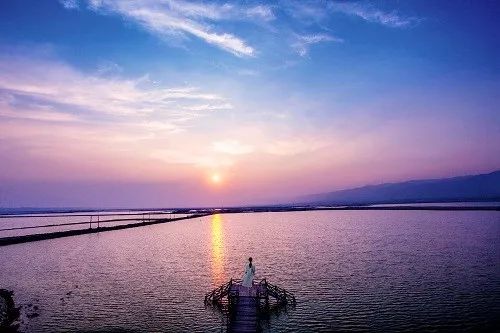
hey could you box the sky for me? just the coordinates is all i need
[0,0,499,208]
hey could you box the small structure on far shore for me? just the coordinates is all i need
[205,279,296,332]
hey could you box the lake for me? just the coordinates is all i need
[0,210,499,332]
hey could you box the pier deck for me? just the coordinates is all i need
[230,296,259,332]
[205,279,296,332]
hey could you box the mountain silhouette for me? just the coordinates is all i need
[298,170,500,205]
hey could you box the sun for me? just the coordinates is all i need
[211,173,222,184]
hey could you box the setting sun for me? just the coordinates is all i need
[211,174,222,184]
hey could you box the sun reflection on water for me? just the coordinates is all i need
[210,214,225,285]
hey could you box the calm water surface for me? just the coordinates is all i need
[0,210,499,332]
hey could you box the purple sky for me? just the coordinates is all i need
[0,0,499,207]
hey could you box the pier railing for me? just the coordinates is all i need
[204,279,234,306]
[204,278,296,310]
[260,279,296,305]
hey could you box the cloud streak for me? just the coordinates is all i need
[292,33,343,57]
[328,1,418,28]
[0,56,230,128]
[0,54,242,183]
[246,5,275,22]
[66,0,256,57]
[59,0,78,9]
[212,140,254,155]
[59,1,419,60]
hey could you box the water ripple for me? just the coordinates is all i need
[0,210,499,332]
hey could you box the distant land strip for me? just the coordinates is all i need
[0,213,213,247]
[1,205,498,247]
[219,205,500,213]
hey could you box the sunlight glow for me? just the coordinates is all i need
[210,214,225,285]
[211,173,222,184]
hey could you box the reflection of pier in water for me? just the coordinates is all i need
[205,279,296,332]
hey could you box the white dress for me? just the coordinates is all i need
[241,263,255,288]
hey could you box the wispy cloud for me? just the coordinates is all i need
[96,60,123,75]
[0,56,230,126]
[183,103,233,112]
[246,5,275,22]
[283,0,329,22]
[58,1,419,60]
[63,0,255,57]
[160,0,233,20]
[328,1,418,28]
[212,140,254,155]
[0,93,81,123]
[0,54,242,181]
[59,0,79,9]
[292,33,343,57]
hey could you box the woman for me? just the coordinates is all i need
[241,257,255,288]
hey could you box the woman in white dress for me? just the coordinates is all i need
[241,257,255,288]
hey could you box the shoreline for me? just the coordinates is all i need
[0,205,498,247]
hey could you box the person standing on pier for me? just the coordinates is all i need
[242,257,255,290]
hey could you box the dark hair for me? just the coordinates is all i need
[249,257,253,268]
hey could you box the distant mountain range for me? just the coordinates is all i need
[297,170,500,206]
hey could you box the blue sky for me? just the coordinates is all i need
[0,0,499,207]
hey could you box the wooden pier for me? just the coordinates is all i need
[205,279,296,332]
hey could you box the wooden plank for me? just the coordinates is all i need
[229,296,259,333]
